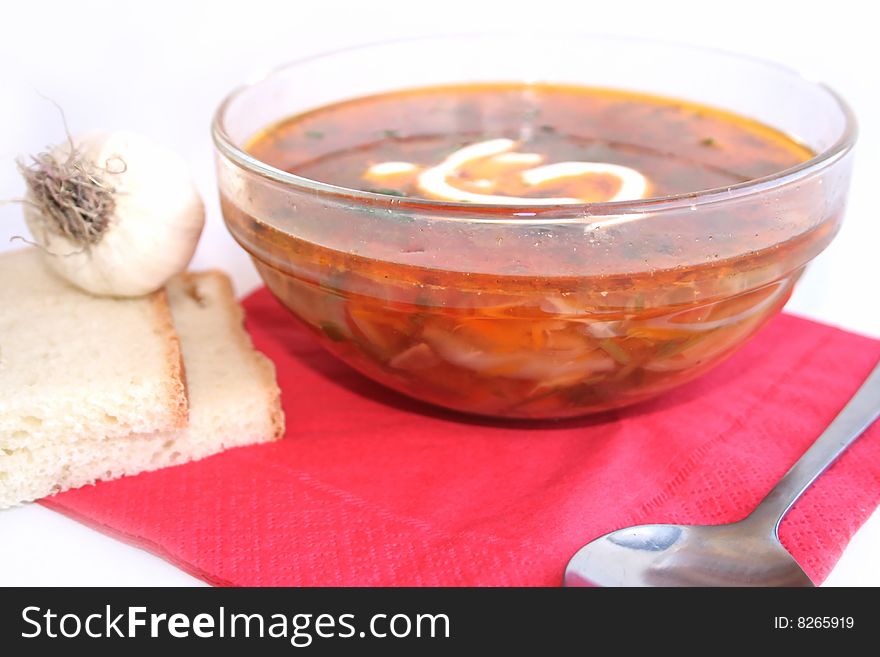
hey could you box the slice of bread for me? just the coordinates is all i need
[0,248,187,451]
[0,270,284,508]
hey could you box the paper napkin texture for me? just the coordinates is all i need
[44,289,880,586]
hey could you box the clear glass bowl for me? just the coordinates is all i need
[213,35,856,419]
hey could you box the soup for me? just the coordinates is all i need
[225,83,832,418]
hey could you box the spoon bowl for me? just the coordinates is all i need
[564,521,813,587]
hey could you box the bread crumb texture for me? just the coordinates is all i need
[0,259,283,508]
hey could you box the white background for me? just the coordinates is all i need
[1,0,878,586]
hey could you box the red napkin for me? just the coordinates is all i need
[43,288,880,586]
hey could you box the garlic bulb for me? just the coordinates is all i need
[20,131,205,297]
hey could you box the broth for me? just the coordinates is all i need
[228,84,832,418]
[250,83,812,201]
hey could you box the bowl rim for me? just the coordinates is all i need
[211,33,858,223]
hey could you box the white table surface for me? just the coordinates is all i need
[1,0,878,586]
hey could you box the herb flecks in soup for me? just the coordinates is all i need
[249,83,811,202]
[231,84,826,419]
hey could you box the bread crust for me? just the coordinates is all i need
[148,287,190,429]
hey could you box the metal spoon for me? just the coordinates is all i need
[564,359,880,587]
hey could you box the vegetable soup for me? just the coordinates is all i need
[223,83,833,418]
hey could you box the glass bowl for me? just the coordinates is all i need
[213,35,856,419]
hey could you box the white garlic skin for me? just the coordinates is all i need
[24,131,205,297]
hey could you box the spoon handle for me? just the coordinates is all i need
[745,359,880,534]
